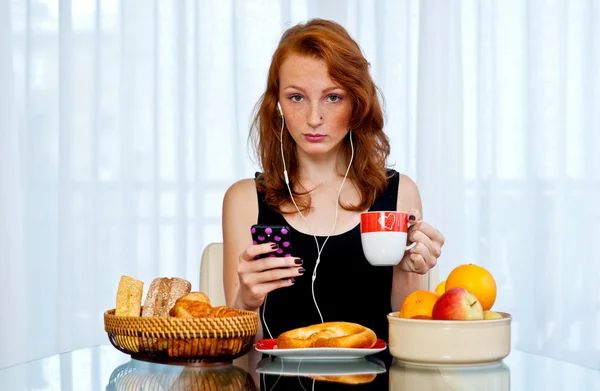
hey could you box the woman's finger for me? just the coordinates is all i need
[407,207,422,223]
[243,265,304,287]
[240,242,279,262]
[411,221,445,247]
[247,278,296,300]
[405,252,427,274]
[240,255,303,274]
[409,229,442,258]
[409,229,434,254]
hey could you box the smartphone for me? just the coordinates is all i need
[250,224,293,259]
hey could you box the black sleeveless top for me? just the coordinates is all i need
[255,170,399,353]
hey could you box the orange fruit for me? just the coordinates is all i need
[445,264,497,310]
[399,290,440,319]
[435,280,446,295]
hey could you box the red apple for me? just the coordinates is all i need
[432,287,484,320]
[410,315,432,320]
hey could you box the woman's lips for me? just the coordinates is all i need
[303,133,327,142]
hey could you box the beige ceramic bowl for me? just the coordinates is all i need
[387,312,512,366]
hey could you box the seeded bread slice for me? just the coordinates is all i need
[142,277,191,317]
[168,277,192,310]
[115,276,143,316]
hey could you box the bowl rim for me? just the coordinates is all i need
[387,311,512,325]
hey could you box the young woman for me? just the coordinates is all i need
[222,18,445,359]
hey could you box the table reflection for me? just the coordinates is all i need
[105,358,256,390]
[256,356,387,390]
[1,344,597,391]
[103,349,511,391]
[390,361,510,391]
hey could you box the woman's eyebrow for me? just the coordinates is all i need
[282,85,343,93]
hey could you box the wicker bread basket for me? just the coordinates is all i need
[104,308,259,365]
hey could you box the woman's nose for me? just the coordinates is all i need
[306,104,324,128]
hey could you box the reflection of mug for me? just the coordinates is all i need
[360,211,416,266]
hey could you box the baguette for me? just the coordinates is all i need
[115,275,144,316]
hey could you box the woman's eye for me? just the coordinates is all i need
[290,95,303,103]
[327,95,341,103]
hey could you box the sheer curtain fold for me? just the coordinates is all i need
[414,0,465,290]
[1,0,599,370]
[0,0,27,369]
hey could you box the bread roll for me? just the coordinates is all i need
[169,292,212,318]
[276,321,377,349]
[168,291,242,319]
[209,306,241,318]
[115,275,144,316]
[142,277,192,317]
[310,374,377,385]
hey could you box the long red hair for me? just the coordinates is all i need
[249,19,391,214]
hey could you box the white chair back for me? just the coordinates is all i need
[199,242,226,306]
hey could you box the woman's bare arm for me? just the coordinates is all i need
[391,174,425,311]
[222,178,259,308]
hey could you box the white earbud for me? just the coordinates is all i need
[277,101,283,118]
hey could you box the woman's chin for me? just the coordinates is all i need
[297,142,340,157]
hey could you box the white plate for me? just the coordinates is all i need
[255,356,387,377]
[254,339,387,360]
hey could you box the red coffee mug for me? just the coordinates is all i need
[360,211,416,266]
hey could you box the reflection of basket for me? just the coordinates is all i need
[106,360,257,391]
[104,308,258,365]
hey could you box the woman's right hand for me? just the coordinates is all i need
[235,242,304,311]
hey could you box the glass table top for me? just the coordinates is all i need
[0,344,598,390]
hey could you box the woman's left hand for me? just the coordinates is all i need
[399,208,445,274]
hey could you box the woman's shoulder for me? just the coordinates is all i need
[224,177,256,195]
[384,168,418,190]
[392,171,422,213]
[222,177,259,215]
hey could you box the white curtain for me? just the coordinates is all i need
[2,0,598,373]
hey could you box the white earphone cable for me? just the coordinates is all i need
[278,104,354,324]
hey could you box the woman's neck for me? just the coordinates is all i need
[295,147,349,188]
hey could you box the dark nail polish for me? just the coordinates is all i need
[295,258,303,265]
[298,268,305,274]
[409,215,416,221]
[270,243,279,249]
[289,278,296,284]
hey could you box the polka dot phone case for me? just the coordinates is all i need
[251,224,293,259]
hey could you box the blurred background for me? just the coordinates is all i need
[1,0,598,376]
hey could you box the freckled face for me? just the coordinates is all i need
[278,54,352,158]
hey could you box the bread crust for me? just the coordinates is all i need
[168,278,192,309]
[142,277,192,317]
[169,292,242,318]
[276,321,377,349]
[115,276,143,316]
[310,374,376,385]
